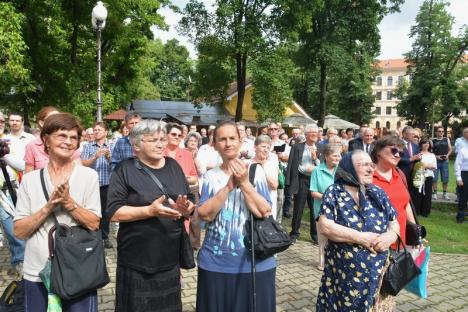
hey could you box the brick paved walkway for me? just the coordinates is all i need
[2,238,468,311]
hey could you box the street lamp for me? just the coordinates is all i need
[92,1,108,122]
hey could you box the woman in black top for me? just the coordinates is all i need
[107,119,195,312]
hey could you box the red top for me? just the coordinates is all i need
[163,148,197,178]
[372,167,410,247]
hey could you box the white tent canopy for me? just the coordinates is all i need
[323,114,360,130]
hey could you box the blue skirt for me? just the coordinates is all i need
[196,267,276,312]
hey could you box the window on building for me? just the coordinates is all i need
[375,107,381,115]
[375,91,382,100]
[398,76,404,84]
[376,121,380,128]
[387,76,393,86]
[386,106,392,115]
[376,76,382,86]
[386,121,391,129]
[386,91,393,100]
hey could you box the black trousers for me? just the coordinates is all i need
[413,177,433,217]
[457,171,468,222]
[282,185,293,214]
[99,185,110,240]
[290,173,317,241]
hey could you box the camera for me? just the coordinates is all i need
[0,139,10,158]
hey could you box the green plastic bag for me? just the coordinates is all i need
[39,259,62,312]
[278,163,286,189]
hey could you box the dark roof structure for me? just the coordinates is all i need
[129,100,232,126]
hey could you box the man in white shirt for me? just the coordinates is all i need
[455,146,468,223]
[5,112,35,166]
[454,127,468,154]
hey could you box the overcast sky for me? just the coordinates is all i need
[152,0,468,60]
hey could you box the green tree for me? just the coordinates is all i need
[0,3,34,118]
[274,0,402,126]
[179,0,274,121]
[150,39,194,101]
[396,0,468,129]
[1,0,168,126]
[250,47,294,122]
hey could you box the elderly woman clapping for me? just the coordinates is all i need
[15,113,101,311]
[316,150,399,312]
[107,119,195,312]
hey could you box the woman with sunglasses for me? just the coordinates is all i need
[370,135,417,308]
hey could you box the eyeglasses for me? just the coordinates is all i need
[52,133,79,142]
[0,120,5,123]
[141,138,167,145]
[169,132,183,138]
[268,128,279,131]
[390,147,404,157]
[356,162,376,169]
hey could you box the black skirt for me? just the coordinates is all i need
[115,265,182,312]
[196,268,276,312]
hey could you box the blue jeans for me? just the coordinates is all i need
[24,280,98,312]
[434,159,449,185]
[0,206,25,266]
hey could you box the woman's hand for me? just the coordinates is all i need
[169,195,195,218]
[229,158,249,187]
[56,181,76,212]
[372,231,398,252]
[357,232,380,253]
[148,195,182,219]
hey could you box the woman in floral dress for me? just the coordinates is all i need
[316,150,400,311]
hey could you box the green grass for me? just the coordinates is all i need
[289,202,468,254]
[433,160,457,194]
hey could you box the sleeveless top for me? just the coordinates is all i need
[432,137,449,156]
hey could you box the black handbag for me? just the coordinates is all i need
[0,279,24,312]
[137,160,196,270]
[381,235,421,296]
[243,164,292,260]
[40,169,110,300]
[406,218,427,246]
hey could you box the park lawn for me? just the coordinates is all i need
[289,202,467,254]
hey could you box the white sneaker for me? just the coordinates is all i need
[432,194,437,200]
[443,193,450,200]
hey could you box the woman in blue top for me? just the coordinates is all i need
[316,150,400,311]
[310,144,341,270]
[197,121,275,312]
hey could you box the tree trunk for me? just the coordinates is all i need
[318,61,327,127]
[235,52,247,122]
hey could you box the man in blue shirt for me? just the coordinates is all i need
[110,112,141,172]
[82,122,114,248]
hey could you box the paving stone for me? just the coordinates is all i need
[2,236,468,311]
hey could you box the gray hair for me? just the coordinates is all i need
[323,143,342,157]
[184,131,202,147]
[129,119,166,147]
[304,124,318,133]
[254,134,272,146]
[124,111,142,124]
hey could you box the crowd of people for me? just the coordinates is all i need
[0,107,467,311]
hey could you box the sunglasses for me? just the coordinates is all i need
[169,133,183,138]
[390,147,404,158]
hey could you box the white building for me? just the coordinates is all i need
[371,59,408,131]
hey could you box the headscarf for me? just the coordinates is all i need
[334,151,384,211]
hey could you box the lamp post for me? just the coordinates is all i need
[92,1,108,122]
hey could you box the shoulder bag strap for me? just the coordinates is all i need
[40,169,60,228]
[395,167,420,225]
[249,163,258,186]
[134,159,169,197]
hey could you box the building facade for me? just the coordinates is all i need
[371,59,408,131]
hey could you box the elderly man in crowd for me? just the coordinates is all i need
[348,127,375,154]
[285,124,320,244]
